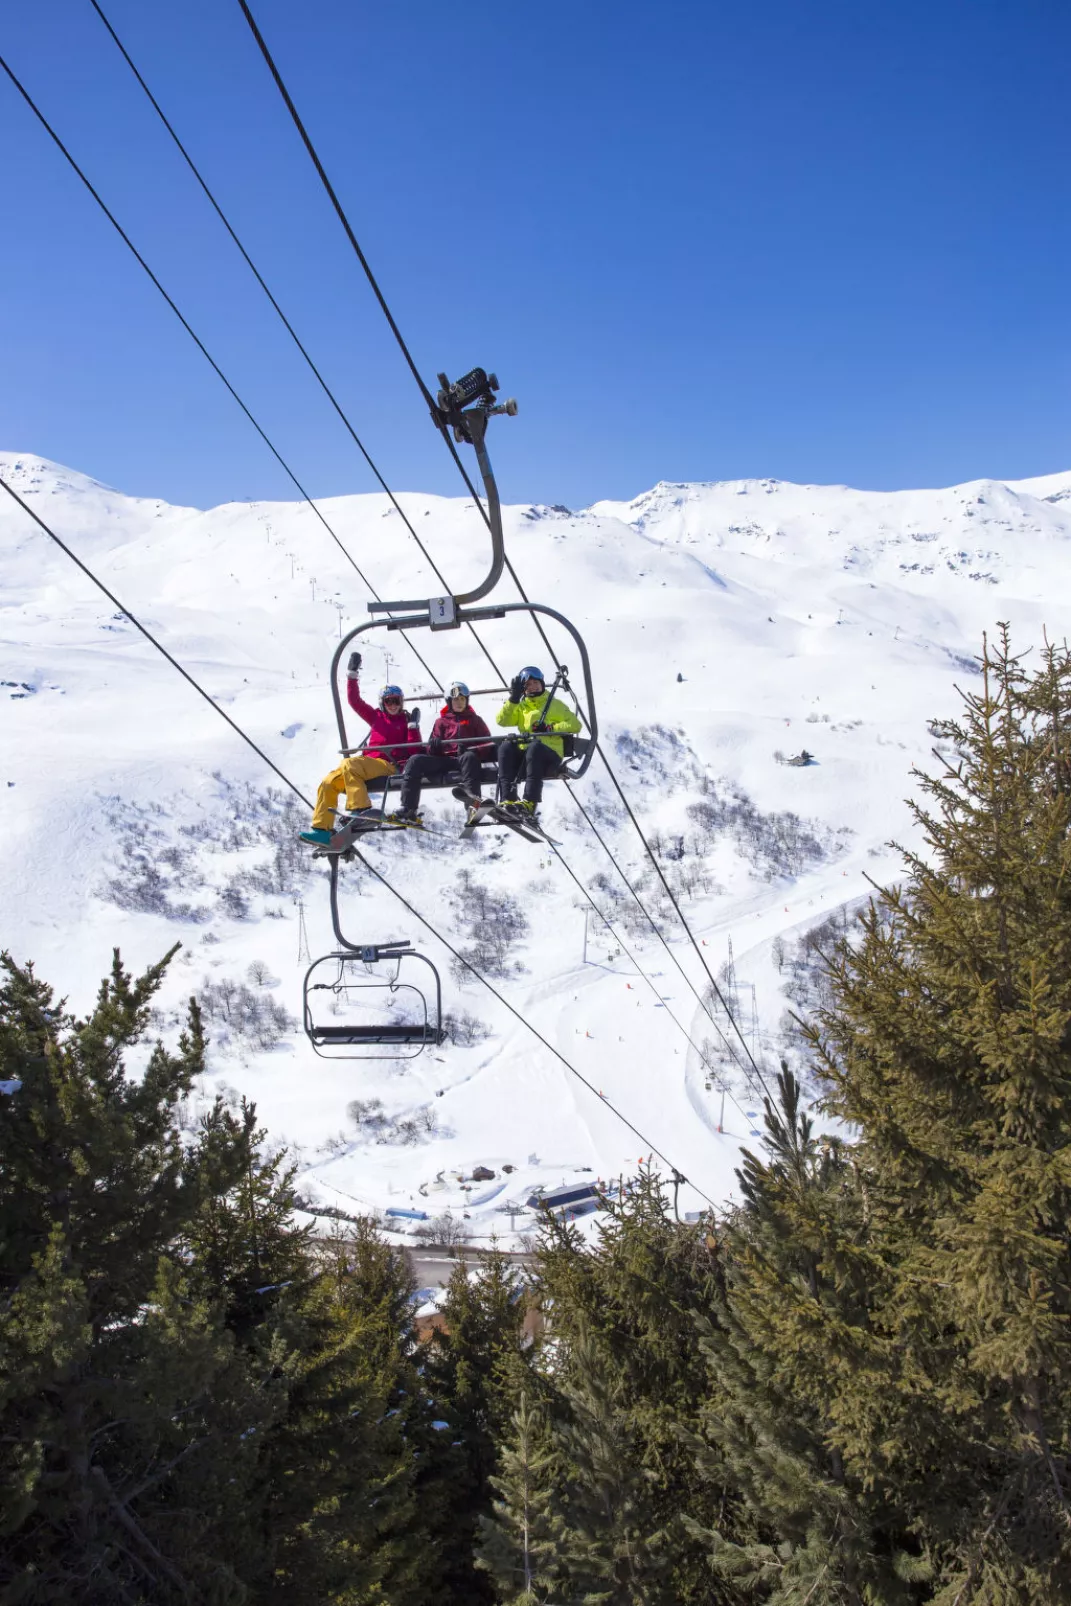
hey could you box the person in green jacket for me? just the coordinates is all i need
[496,665,581,814]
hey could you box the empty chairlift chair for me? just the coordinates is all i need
[303,941,446,1061]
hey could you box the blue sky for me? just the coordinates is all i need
[2,0,1069,510]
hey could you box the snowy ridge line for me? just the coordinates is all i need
[7,451,1068,1221]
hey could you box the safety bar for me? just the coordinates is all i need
[329,603,597,779]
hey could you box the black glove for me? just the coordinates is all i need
[509,674,526,703]
[427,737,445,756]
[407,706,421,727]
[532,721,551,733]
[347,651,362,675]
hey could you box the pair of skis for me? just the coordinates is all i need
[314,810,428,855]
[312,794,558,855]
[452,786,559,846]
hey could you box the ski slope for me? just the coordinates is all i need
[3,451,1070,1233]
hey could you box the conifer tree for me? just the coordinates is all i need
[686,1065,927,1604]
[185,1094,314,1342]
[421,1243,532,1604]
[0,949,435,1605]
[0,948,273,1601]
[477,1391,565,1604]
[532,1174,734,1603]
[254,1220,427,1606]
[801,629,1071,1597]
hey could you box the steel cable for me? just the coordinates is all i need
[89,0,506,686]
[0,47,446,694]
[232,0,771,1092]
[7,23,746,1102]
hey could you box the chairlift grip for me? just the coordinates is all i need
[368,372,512,613]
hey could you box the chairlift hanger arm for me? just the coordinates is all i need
[324,860,444,1012]
[368,367,515,617]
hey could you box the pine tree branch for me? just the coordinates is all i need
[89,1464,192,1595]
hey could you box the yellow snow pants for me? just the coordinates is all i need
[311,754,397,829]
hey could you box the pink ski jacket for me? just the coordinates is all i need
[347,679,423,763]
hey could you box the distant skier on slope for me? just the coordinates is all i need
[300,652,422,845]
[496,665,581,816]
[389,681,494,824]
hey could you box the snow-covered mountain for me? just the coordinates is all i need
[4,451,1071,1232]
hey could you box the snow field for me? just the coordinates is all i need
[3,451,1071,1232]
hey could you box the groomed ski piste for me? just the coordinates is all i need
[3,451,1071,1240]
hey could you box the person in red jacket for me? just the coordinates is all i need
[300,652,423,844]
[389,681,493,823]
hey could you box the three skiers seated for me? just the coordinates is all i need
[299,655,581,844]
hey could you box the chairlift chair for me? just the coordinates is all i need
[328,366,598,800]
[302,860,447,1059]
[303,942,445,1060]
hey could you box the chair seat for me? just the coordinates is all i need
[310,1023,432,1044]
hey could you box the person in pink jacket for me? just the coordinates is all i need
[300,652,422,844]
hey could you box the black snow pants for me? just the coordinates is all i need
[498,738,560,805]
[399,750,484,813]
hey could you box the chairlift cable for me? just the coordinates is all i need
[0,48,446,693]
[563,786,759,1084]
[229,7,770,1087]
[0,473,313,808]
[353,848,718,1210]
[1,474,714,1210]
[589,755,773,1095]
[544,838,727,1079]
[236,0,441,420]
[4,35,723,1102]
[17,14,764,1111]
[86,0,504,687]
[233,0,563,672]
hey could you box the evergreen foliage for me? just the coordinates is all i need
[477,1391,565,1604]
[0,949,438,1604]
[801,628,1071,1599]
[422,1245,532,1604]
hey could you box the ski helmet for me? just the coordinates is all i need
[379,683,404,708]
[519,665,545,684]
[448,681,470,700]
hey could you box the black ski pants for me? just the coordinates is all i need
[498,738,560,805]
[399,750,484,813]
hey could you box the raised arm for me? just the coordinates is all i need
[347,677,380,730]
